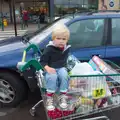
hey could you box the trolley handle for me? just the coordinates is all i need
[25,43,41,54]
[17,43,43,72]
[22,43,41,62]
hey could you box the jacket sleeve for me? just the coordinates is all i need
[40,47,51,68]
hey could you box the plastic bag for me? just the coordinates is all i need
[66,54,80,72]
[70,62,94,75]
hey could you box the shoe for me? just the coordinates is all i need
[58,94,68,109]
[46,96,55,111]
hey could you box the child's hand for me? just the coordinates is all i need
[47,67,56,74]
[44,65,56,74]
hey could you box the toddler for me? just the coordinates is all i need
[40,23,71,111]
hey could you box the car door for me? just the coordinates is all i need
[105,17,120,65]
[67,18,107,61]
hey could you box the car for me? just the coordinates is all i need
[1,10,120,107]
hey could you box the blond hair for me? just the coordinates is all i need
[52,23,70,40]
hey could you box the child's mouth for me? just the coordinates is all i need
[59,44,64,47]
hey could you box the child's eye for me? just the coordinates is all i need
[56,38,61,40]
[63,38,66,40]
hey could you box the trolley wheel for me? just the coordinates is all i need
[29,108,36,117]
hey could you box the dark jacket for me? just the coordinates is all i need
[40,41,71,68]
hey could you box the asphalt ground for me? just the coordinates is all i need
[0,89,120,120]
[0,90,47,120]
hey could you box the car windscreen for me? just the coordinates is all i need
[22,17,71,44]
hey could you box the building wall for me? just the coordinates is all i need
[0,1,9,14]
[1,0,97,14]
[0,0,47,14]
[99,0,120,10]
[0,1,20,14]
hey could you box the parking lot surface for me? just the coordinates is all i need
[1,89,120,120]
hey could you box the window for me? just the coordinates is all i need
[112,18,120,46]
[119,0,120,9]
[68,19,104,48]
[54,0,90,15]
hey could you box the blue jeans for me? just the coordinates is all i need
[44,67,70,93]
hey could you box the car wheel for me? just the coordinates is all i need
[0,72,28,107]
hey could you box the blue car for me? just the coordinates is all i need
[0,11,120,107]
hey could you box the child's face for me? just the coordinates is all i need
[53,34,68,48]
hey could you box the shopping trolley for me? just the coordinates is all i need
[17,43,120,120]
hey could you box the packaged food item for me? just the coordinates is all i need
[110,95,120,105]
[94,98,108,108]
[74,97,94,108]
[69,71,111,98]
[75,105,93,114]
[68,77,88,94]
[47,107,74,119]
[92,56,120,84]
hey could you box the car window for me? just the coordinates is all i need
[68,19,104,48]
[30,18,71,44]
[112,18,120,46]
